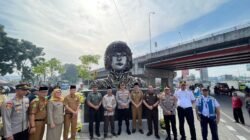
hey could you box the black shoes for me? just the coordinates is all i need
[117,128,122,135]
[96,133,100,137]
[104,134,107,138]
[132,129,136,133]
[127,129,131,135]
[146,132,152,136]
[139,129,144,134]
[155,134,160,139]
[112,132,117,136]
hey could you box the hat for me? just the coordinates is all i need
[70,85,76,89]
[30,88,38,93]
[107,86,112,89]
[39,86,48,91]
[133,83,139,86]
[91,84,98,88]
[202,88,208,91]
[164,86,170,90]
[179,81,186,85]
[15,84,30,90]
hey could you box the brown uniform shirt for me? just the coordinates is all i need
[131,90,143,105]
[63,94,80,113]
[29,98,47,120]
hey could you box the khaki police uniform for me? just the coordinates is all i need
[131,90,143,130]
[63,94,80,140]
[1,96,29,139]
[29,97,48,140]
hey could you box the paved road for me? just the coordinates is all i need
[4,91,250,140]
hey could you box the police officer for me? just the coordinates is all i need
[131,83,144,134]
[0,86,7,139]
[143,85,160,139]
[29,86,48,140]
[1,83,30,140]
[63,85,80,140]
[196,88,220,140]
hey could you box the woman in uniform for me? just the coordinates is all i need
[47,88,64,140]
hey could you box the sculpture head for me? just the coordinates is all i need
[104,41,132,72]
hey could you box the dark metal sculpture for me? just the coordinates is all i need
[91,41,144,89]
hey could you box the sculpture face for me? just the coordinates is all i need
[111,52,127,70]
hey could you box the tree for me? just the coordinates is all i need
[0,25,18,75]
[32,61,48,82]
[47,58,64,78]
[15,40,45,82]
[0,24,45,82]
[60,64,78,84]
[77,55,100,81]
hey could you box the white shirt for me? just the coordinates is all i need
[195,96,220,117]
[174,89,195,108]
[102,94,117,116]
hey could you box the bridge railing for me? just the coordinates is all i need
[135,21,250,60]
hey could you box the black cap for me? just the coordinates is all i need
[16,84,30,90]
[91,84,98,88]
[107,86,112,89]
[39,86,48,91]
[134,83,139,86]
[30,88,38,93]
[70,85,76,89]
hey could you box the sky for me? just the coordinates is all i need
[0,0,249,78]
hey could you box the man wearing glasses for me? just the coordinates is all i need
[174,81,196,140]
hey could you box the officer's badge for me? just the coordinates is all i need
[6,102,13,109]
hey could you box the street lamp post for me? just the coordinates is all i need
[149,11,155,56]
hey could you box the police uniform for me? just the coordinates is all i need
[131,89,143,132]
[29,86,48,140]
[63,85,80,140]
[144,90,159,137]
[1,84,30,140]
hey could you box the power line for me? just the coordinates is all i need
[112,0,132,46]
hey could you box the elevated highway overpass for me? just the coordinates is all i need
[94,23,250,87]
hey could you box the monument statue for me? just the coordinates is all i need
[92,41,144,89]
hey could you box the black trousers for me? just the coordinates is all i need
[117,109,130,129]
[2,129,29,140]
[177,107,196,140]
[104,115,115,134]
[164,115,177,138]
[146,109,159,135]
[89,108,101,137]
[200,115,219,140]
[233,108,245,124]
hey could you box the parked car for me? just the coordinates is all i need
[214,83,230,95]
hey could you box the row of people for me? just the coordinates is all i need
[87,81,221,140]
[1,81,221,140]
[1,84,80,140]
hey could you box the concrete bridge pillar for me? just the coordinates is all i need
[143,68,176,89]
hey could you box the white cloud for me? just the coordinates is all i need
[0,0,228,68]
